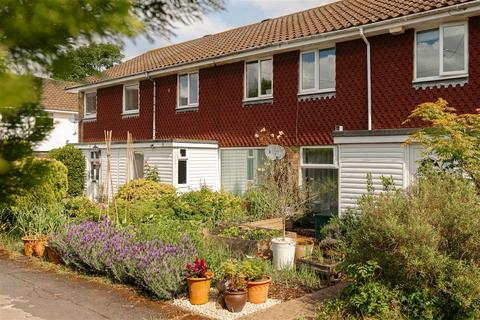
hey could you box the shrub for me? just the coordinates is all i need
[49,145,86,196]
[50,218,197,300]
[144,163,160,182]
[10,158,68,211]
[174,187,248,224]
[13,204,66,237]
[64,196,101,221]
[115,179,176,202]
[334,174,480,319]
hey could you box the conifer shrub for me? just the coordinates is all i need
[49,145,86,196]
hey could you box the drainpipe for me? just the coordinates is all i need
[359,27,372,131]
[145,72,157,140]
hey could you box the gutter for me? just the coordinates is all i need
[66,0,480,93]
[145,72,156,140]
[358,28,372,131]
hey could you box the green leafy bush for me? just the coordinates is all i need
[144,163,160,182]
[49,145,86,196]
[115,179,176,202]
[219,226,280,241]
[10,158,68,211]
[13,204,66,237]
[174,187,248,224]
[321,174,480,319]
[64,196,101,221]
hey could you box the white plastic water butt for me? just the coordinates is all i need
[271,237,296,270]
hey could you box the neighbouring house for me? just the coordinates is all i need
[68,0,480,214]
[37,79,79,152]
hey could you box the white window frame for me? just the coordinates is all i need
[300,146,338,169]
[299,47,336,94]
[122,82,140,114]
[177,72,199,109]
[84,90,97,119]
[244,57,273,101]
[177,148,188,186]
[413,21,468,82]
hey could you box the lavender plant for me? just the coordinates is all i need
[49,217,197,299]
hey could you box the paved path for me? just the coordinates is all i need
[0,253,205,320]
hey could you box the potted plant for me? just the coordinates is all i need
[295,237,315,260]
[243,259,271,304]
[185,257,213,305]
[221,259,247,313]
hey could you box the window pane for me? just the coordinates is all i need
[246,61,259,98]
[416,29,439,78]
[303,148,334,165]
[134,152,144,179]
[303,168,338,215]
[443,25,465,73]
[260,59,272,96]
[178,160,187,184]
[319,48,335,90]
[189,73,198,104]
[179,75,188,106]
[85,92,96,115]
[301,52,315,90]
[125,85,139,111]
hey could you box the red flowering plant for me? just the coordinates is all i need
[185,257,210,279]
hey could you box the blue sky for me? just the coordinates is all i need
[122,0,332,60]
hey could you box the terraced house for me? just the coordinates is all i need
[69,0,480,215]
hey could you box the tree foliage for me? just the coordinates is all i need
[404,98,480,192]
[49,43,124,82]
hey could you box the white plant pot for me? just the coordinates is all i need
[271,237,296,270]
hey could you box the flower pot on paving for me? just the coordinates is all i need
[187,271,213,305]
[247,276,271,304]
[224,290,247,312]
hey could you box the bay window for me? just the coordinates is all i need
[245,58,272,99]
[300,47,336,93]
[178,72,199,108]
[415,22,468,80]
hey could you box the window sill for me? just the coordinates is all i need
[412,74,468,89]
[176,106,199,113]
[83,116,97,122]
[121,112,140,118]
[298,90,336,101]
[243,97,273,107]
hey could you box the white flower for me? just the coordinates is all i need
[270,133,274,137]
[279,131,284,135]
[254,133,259,138]
[260,128,266,132]
[276,135,281,139]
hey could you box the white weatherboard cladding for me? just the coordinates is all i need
[144,148,173,184]
[338,142,422,212]
[220,149,249,195]
[175,147,219,191]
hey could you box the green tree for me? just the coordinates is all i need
[404,98,480,192]
[49,145,86,196]
[0,0,224,198]
[49,43,124,82]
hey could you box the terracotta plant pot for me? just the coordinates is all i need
[21,236,36,257]
[46,245,62,264]
[186,272,213,305]
[33,240,46,257]
[224,290,247,313]
[247,276,271,304]
[295,238,314,260]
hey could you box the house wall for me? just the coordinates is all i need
[81,16,480,148]
[36,111,78,152]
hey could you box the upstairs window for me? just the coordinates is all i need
[123,83,139,114]
[415,22,468,80]
[84,91,97,118]
[245,58,272,99]
[178,72,199,108]
[300,47,336,93]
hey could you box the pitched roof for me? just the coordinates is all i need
[41,79,79,112]
[94,0,473,82]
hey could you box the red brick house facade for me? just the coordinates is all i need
[72,0,480,212]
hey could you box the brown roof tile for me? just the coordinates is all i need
[91,0,472,83]
[41,79,79,112]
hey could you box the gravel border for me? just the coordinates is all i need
[171,290,281,320]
